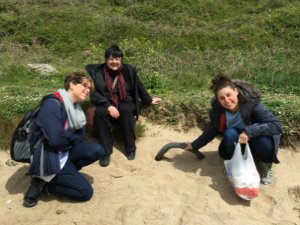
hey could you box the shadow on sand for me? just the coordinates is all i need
[157,149,251,207]
[5,165,94,204]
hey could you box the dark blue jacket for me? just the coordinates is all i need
[29,94,84,176]
[192,94,282,163]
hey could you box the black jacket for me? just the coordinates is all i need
[85,63,152,117]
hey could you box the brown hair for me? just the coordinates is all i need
[64,71,95,92]
[210,74,236,97]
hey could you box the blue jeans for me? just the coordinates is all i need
[219,128,274,163]
[47,142,105,201]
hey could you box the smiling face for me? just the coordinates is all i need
[106,56,122,71]
[68,81,91,103]
[217,86,239,112]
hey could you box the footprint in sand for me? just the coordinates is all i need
[288,185,300,202]
[116,207,127,224]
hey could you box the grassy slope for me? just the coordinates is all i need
[0,0,299,149]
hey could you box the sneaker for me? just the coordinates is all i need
[126,152,135,160]
[99,155,110,167]
[260,162,273,185]
[23,177,46,207]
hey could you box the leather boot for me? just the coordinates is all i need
[23,177,46,207]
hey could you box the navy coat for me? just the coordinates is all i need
[191,93,282,163]
[29,94,84,176]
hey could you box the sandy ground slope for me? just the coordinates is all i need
[1,119,299,225]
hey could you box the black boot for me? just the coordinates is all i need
[99,155,110,167]
[126,152,136,160]
[23,177,46,207]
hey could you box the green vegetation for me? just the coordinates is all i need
[0,0,299,149]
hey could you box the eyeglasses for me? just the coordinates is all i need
[80,82,91,90]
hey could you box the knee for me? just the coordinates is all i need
[79,187,93,201]
[218,141,234,160]
[89,144,105,159]
[250,136,273,162]
[95,106,108,118]
[119,107,132,117]
[118,102,135,117]
[223,128,239,142]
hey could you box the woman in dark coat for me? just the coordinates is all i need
[86,45,161,167]
[186,75,282,184]
[24,72,105,207]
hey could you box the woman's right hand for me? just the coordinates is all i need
[107,106,120,119]
[238,131,249,144]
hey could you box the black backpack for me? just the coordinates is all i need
[233,79,261,100]
[10,96,61,163]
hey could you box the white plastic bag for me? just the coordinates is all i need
[224,143,260,200]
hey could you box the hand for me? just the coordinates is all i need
[107,106,120,119]
[152,97,162,105]
[238,131,249,144]
[185,142,193,150]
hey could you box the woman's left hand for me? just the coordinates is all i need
[185,142,193,150]
[238,131,249,144]
[152,97,162,105]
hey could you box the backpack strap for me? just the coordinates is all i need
[51,92,68,128]
[53,92,64,103]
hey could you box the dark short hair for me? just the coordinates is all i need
[104,44,123,59]
[64,71,95,92]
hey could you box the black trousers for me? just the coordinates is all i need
[94,101,136,156]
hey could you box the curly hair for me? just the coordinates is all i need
[210,74,236,96]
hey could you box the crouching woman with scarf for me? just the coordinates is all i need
[23,72,105,207]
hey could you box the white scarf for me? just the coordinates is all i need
[58,89,86,130]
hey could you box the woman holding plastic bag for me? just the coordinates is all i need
[185,75,282,185]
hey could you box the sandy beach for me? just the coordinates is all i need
[1,118,299,225]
